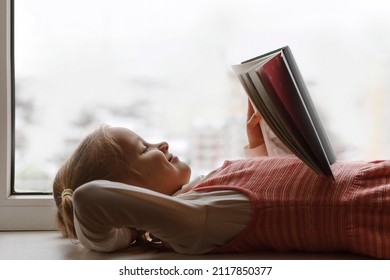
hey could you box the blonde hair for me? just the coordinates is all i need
[53,125,128,239]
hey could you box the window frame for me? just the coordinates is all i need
[0,0,56,230]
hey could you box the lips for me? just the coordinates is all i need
[167,153,179,163]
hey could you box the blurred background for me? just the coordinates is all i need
[13,0,390,192]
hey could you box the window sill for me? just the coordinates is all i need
[0,231,370,260]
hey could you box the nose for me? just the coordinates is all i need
[157,141,169,153]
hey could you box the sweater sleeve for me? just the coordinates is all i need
[73,180,206,253]
[73,180,250,254]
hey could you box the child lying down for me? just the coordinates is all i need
[53,101,390,259]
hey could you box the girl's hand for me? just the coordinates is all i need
[246,99,264,149]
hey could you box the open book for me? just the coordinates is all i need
[232,46,336,179]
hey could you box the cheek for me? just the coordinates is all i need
[146,154,170,174]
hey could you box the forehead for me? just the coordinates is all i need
[108,127,141,151]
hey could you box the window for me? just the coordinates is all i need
[1,0,56,230]
[12,0,250,193]
[2,0,390,230]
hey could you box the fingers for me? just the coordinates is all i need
[246,98,264,149]
[247,99,262,120]
[247,111,261,129]
[247,99,255,119]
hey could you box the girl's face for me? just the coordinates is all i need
[109,127,191,195]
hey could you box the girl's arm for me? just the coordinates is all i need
[245,99,268,158]
[72,180,205,253]
[245,99,292,157]
[246,99,264,150]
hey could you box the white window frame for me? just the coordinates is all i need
[0,0,56,230]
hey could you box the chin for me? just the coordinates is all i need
[182,164,192,183]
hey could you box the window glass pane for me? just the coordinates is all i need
[14,0,390,193]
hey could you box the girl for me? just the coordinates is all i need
[53,101,390,259]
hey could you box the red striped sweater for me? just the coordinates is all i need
[193,156,390,259]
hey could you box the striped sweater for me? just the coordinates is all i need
[193,156,390,259]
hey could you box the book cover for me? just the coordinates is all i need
[232,46,336,179]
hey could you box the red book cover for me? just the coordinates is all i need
[257,53,311,140]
